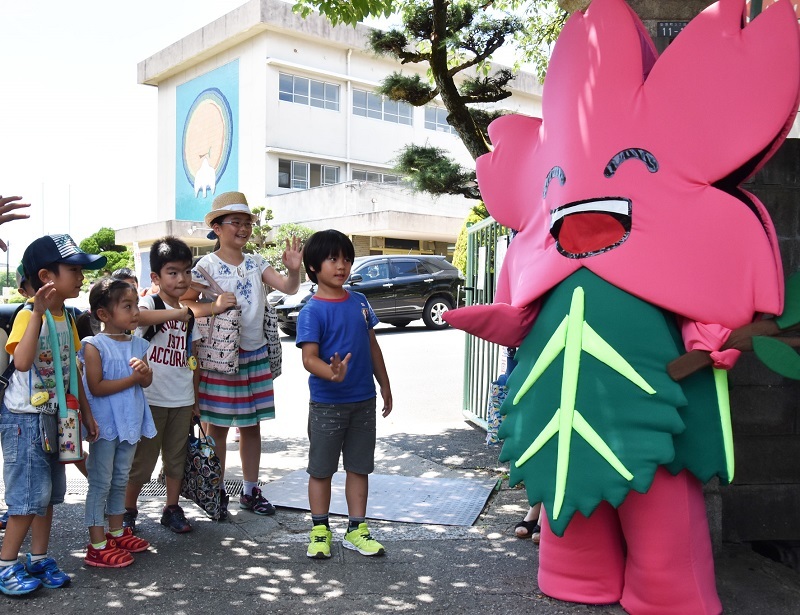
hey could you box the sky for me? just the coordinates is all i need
[0,0,253,269]
[0,0,510,272]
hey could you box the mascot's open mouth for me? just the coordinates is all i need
[550,197,632,259]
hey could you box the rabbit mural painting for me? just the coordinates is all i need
[444,1,800,614]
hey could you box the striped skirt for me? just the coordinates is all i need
[199,344,275,427]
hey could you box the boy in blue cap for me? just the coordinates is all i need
[0,234,104,596]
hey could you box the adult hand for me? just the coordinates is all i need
[0,195,31,251]
[281,236,304,272]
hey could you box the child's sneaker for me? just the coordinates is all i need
[306,525,332,559]
[84,541,133,568]
[122,508,138,532]
[0,511,8,531]
[343,522,385,556]
[0,562,42,595]
[160,505,192,534]
[239,487,276,516]
[25,555,71,588]
[108,527,150,553]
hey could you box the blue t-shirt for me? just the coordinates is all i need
[296,291,379,404]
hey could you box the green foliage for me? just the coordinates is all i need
[6,289,26,304]
[247,206,274,252]
[257,223,316,280]
[452,202,489,274]
[293,0,394,26]
[377,73,436,106]
[394,144,479,199]
[78,227,132,286]
[80,227,122,254]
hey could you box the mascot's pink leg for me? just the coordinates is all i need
[538,501,625,604]
[617,468,721,615]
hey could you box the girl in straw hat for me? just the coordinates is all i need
[181,191,302,519]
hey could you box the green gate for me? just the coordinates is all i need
[461,217,511,429]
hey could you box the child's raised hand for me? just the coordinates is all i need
[281,236,303,272]
[32,281,58,315]
[329,351,351,382]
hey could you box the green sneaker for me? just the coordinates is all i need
[307,525,332,559]
[343,522,385,556]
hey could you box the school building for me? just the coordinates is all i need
[115,0,543,280]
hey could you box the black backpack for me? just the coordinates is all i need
[141,295,195,343]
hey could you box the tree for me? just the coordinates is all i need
[258,223,315,280]
[244,206,314,280]
[452,202,488,273]
[79,227,133,284]
[293,0,567,198]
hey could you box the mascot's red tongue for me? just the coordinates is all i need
[555,212,627,256]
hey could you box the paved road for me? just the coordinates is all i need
[1,323,799,613]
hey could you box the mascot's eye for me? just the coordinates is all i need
[604,148,659,178]
[543,165,566,199]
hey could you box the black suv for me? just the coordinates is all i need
[269,255,464,335]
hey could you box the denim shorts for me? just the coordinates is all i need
[0,404,66,515]
[307,397,376,478]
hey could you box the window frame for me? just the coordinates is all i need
[279,72,340,111]
[353,88,413,126]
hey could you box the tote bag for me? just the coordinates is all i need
[194,266,241,375]
[181,419,224,520]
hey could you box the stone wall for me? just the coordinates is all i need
[723,139,800,542]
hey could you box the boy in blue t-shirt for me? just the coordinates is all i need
[296,229,393,560]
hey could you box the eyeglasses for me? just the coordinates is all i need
[221,220,254,230]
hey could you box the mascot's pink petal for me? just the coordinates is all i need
[442,303,539,347]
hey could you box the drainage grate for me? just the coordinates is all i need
[60,478,247,499]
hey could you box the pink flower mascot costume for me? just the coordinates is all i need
[444,1,800,613]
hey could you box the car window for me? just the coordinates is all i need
[357,262,389,280]
[419,260,442,274]
[393,260,424,278]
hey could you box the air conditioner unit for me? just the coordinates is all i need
[370,237,385,249]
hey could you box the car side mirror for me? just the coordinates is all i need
[348,274,363,285]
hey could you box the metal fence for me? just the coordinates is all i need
[460,217,511,429]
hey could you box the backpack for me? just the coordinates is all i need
[141,294,195,344]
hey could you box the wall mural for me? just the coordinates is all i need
[175,60,239,221]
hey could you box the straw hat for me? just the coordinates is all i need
[204,191,257,228]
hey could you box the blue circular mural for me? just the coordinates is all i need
[182,88,233,195]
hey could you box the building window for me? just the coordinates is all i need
[425,106,456,134]
[279,73,340,111]
[279,159,340,190]
[352,169,402,184]
[353,89,413,125]
[322,165,339,186]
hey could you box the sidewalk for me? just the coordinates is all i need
[2,326,799,613]
[3,430,800,614]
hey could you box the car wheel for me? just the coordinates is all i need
[391,321,411,328]
[279,325,296,336]
[422,297,452,330]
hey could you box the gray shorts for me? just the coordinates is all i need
[307,398,376,478]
